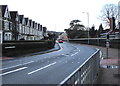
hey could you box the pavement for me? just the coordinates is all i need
[80,44,120,85]
[0,42,120,85]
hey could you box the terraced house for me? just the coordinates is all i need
[0,5,12,43]
[10,11,19,40]
[0,5,46,43]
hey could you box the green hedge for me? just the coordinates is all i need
[2,40,55,57]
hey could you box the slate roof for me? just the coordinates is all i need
[38,24,40,30]
[1,5,7,17]
[40,25,42,31]
[33,21,35,28]
[19,15,24,23]
[29,19,32,27]
[10,11,18,21]
[24,18,28,25]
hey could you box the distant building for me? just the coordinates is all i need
[58,32,68,40]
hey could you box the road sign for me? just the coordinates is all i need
[106,41,110,47]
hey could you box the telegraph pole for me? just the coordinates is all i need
[83,12,89,44]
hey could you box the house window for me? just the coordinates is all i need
[9,22,12,30]
[4,33,12,40]
[4,20,9,30]
[0,33,2,43]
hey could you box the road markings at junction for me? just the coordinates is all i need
[0,67,27,76]
[28,62,56,75]
[71,52,78,57]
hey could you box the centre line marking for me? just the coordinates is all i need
[0,67,27,76]
[1,61,34,71]
[28,62,56,75]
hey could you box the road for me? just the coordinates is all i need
[1,42,97,85]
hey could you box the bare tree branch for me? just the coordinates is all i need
[99,4,118,27]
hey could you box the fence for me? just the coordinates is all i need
[68,38,120,49]
[59,49,100,86]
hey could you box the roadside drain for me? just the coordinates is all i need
[101,65,119,69]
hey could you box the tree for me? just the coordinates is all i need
[89,25,97,38]
[98,24,104,36]
[69,19,81,29]
[65,19,87,39]
[99,4,118,27]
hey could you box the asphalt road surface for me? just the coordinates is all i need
[1,42,97,85]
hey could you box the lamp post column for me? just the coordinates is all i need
[87,12,89,44]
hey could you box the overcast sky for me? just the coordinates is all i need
[0,0,119,32]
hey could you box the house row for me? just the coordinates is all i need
[0,5,48,43]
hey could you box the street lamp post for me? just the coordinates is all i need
[83,12,90,44]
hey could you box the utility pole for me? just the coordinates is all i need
[83,12,89,44]
[87,12,90,44]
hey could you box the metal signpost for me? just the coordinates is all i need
[105,17,115,59]
[106,35,110,59]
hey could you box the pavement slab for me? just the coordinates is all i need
[0,57,14,60]
[100,59,120,65]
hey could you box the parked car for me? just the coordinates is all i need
[58,39,63,43]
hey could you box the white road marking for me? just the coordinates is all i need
[1,61,34,71]
[52,43,63,53]
[5,46,15,49]
[0,67,27,76]
[71,52,78,56]
[28,62,56,75]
